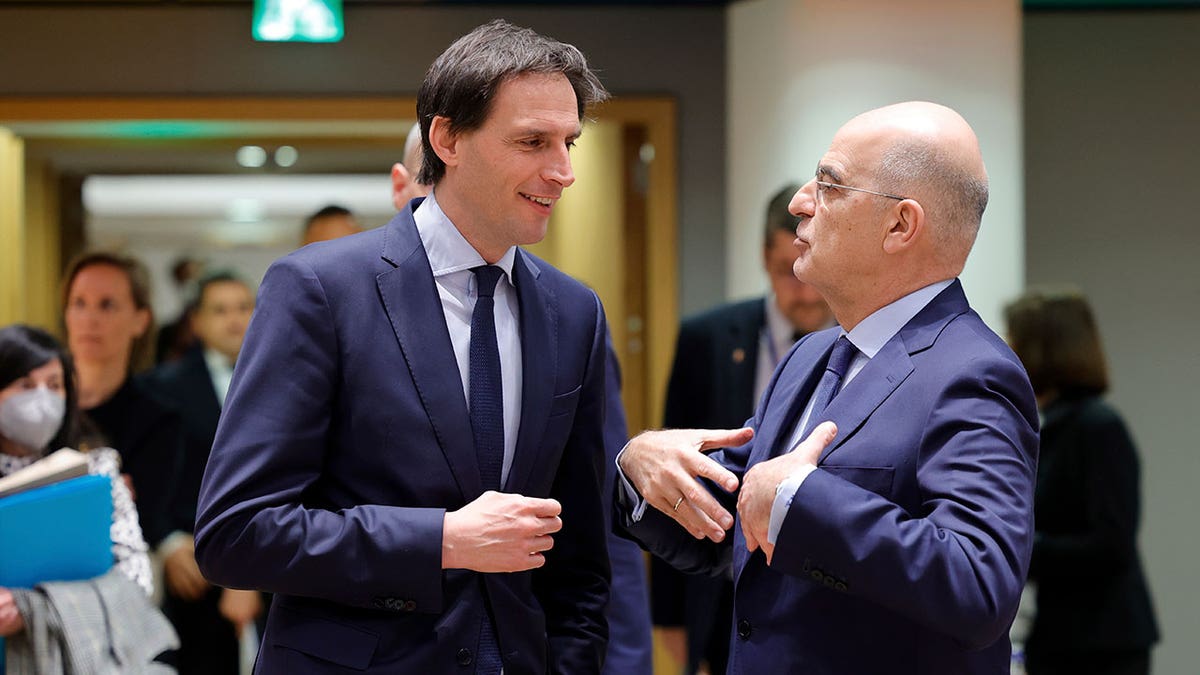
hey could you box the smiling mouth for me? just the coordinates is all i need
[521,193,554,207]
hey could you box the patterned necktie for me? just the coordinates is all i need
[802,336,858,436]
[469,265,505,674]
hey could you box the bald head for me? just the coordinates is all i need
[392,123,432,210]
[842,102,989,268]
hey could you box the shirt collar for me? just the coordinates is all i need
[763,294,794,347]
[203,347,235,375]
[413,190,517,286]
[843,279,954,358]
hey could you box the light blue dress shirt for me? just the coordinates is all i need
[766,279,953,543]
[414,192,523,485]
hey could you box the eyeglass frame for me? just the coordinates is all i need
[813,171,909,203]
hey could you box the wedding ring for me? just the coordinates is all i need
[673,496,684,511]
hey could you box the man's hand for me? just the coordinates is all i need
[618,427,753,541]
[738,422,837,563]
[164,538,210,601]
[0,587,24,637]
[218,588,263,638]
[442,491,563,572]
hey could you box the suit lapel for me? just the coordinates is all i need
[725,302,764,421]
[503,251,555,493]
[816,339,913,463]
[751,330,835,466]
[817,280,969,463]
[376,208,481,500]
[186,348,222,427]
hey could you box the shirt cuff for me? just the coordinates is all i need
[615,444,649,522]
[767,464,817,545]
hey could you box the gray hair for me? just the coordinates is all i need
[876,140,989,256]
[416,19,609,185]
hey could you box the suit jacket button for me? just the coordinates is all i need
[737,619,752,640]
[457,648,473,666]
[372,598,386,609]
[835,581,847,592]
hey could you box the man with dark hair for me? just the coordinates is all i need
[150,272,260,674]
[652,183,831,674]
[196,20,612,674]
[300,204,361,246]
[617,102,1039,674]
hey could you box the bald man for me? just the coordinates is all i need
[616,102,1038,674]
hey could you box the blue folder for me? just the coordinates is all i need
[0,473,113,589]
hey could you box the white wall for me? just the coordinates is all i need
[1025,10,1200,673]
[726,0,1022,330]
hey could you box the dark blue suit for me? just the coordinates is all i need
[195,204,610,674]
[600,342,653,674]
[620,281,1039,674]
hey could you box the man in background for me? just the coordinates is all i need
[151,272,262,674]
[300,204,361,246]
[653,183,831,674]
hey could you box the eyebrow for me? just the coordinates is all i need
[816,164,843,184]
[515,125,584,142]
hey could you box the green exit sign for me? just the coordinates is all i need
[253,0,344,43]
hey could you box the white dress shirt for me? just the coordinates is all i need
[766,279,954,543]
[414,192,523,485]
[203,348,236,408]
[755,294,798,405]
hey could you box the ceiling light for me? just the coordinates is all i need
[236,145,267,168]
[274,145,299,168]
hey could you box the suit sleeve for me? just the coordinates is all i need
[599,334,654,674]
[193,255,446,612]
[770,355,1038,650]
[533,290,611,674]
[1029,405,1142,580]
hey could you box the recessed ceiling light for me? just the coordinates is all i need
[236,145,267,168]
[274,145,299,168]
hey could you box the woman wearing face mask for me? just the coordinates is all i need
[62,252,184,551]
[0,324,155,639]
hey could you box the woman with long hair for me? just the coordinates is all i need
[62,252,184,549]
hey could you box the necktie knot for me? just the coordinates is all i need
[473,265,504,299]
[825,336,857,381]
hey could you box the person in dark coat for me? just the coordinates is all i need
[150,272,262,673]
[1005,289,1159,675]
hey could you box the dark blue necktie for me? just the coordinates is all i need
[469,265,504,674]
[802,336,858,436]
[470,265,505,492]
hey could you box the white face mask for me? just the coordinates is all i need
[0,386,66,452]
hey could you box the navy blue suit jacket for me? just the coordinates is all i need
[620,281,1039,674]
[195,203,611,674]
[600,341,653,674]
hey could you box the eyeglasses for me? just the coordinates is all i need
[814,178,908,204]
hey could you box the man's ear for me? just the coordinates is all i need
[427,116,460,170]
[391,163,411,211]
[882,199,925,255]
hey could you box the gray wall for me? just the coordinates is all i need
[0,5,727,315]
[1025,10,1200,673]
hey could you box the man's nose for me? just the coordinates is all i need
[790,180,816,218]
[543,145,575,188]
